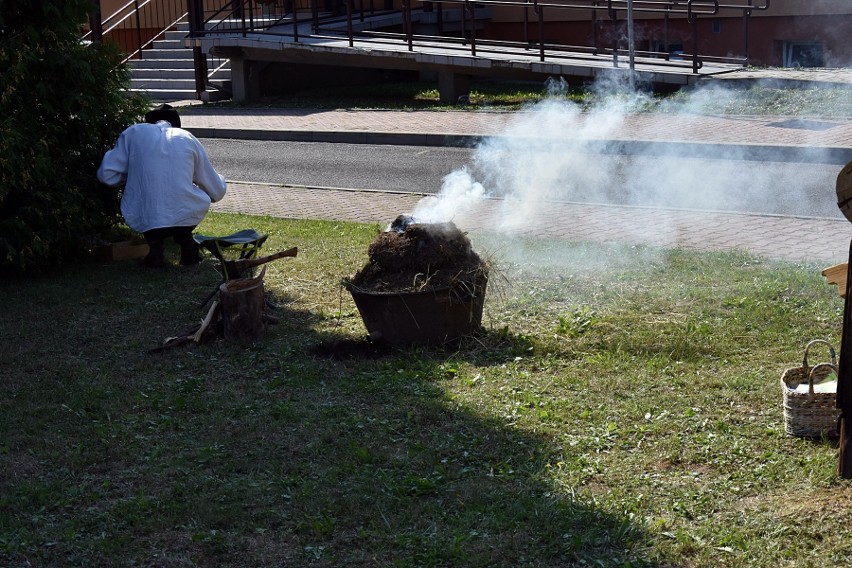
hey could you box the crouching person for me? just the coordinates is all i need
[97,104,227,267]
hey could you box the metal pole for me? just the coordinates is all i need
[134,0,143,57]
[467,0,476,56]
[188,0,208,99]
[627,0,635,88]
[347,0,353,47]
[89,0,103,42]
[743,0,753,64]
[838,244,852,478]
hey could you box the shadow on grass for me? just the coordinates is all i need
[0,254,659,567]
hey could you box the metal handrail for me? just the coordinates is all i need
[184,0,771,97]
[86,0,190,63]
[87,0,236,97]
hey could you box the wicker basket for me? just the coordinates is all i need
[781,339,840,438]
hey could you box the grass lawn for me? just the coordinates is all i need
[1,212,849,567]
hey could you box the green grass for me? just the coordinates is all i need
[198,76,852,117]
[1,213,849,566]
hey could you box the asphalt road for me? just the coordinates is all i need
[204,139,845,219]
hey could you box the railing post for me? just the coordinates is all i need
[312,0,319,33]
[404,0,412,51]
[608,0,618,67]
[247,0,254,36]
[743,0,753,64]
[467,0,476,56]
[590,1,596,54]
[461,0,467,46]
[134,0,143,57]
[627,0,635,88]
[347,0,353,47]
[188,0,208,99]
[187,0,202,33]
[293,0,300,42]
[88,0,103,42]
[534,0,544,62]
[688,1,699,73]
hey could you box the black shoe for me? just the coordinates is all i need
[141,253,165,268]
[180,244,202,266]
[142,241,165,268]
[177,235,202,266]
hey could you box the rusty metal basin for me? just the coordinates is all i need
[350,274,487,347]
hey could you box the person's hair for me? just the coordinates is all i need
[144,103,181,128]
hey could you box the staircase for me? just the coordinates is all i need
[128,21,231,102]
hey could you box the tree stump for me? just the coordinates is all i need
[218,274,265,344]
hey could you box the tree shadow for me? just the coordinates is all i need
[0,255,660,567]
[298,329,657,566]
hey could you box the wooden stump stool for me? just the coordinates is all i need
[219,274,265,344]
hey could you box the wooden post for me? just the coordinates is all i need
[838,241,852,478]
[218,274,265,344]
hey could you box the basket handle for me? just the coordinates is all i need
[802,339,837,371]
[807,362,838,401]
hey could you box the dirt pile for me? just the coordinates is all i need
[348,218,488,293]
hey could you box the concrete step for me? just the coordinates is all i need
[129,87,232,102]
[129,87,197,100]
[130,60,231,76]
[128,17,233,102]
[131,77,197,90]
[130,77,232,90]
[130,58,195,70]
[151,38,185,50]
[142,48,198,60]
[164,30,189,41]
[132,68,197,79]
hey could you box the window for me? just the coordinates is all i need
[711,20,721,34]
[783,41,824,67]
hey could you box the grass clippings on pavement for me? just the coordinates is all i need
[200,73,852,118]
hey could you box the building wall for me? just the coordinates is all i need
[483,13,852,67]
[95,0,852,67]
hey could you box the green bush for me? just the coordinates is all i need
[0,0,150,272]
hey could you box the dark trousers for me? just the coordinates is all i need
[143,226,199,265]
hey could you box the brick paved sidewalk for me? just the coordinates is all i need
[179,99,852,265]
[213,183,852,264]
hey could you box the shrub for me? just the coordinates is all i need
[0,0,150,272]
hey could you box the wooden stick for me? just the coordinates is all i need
[194,300,220,342]
[224,246,298,279]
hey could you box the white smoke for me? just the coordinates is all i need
[408,73,845,264]
[411,75,650,233]
[411,168,487,224]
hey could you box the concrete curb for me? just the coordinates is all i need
[186,127,480,148]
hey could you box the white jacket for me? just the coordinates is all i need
[97,122,227,232]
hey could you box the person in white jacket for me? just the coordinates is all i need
[97,104,227,267]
